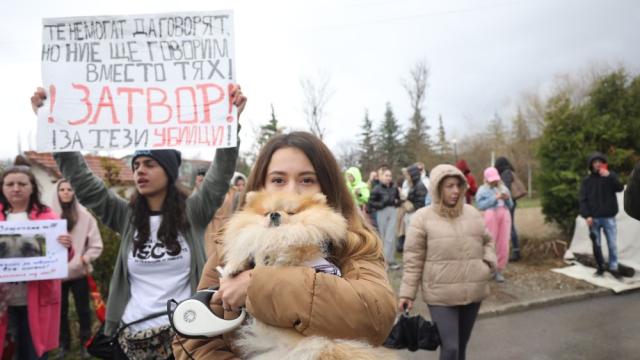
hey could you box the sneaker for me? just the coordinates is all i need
[388,263,401,271]
[609,269,624,280]
[494,272,505,283]
[594,268,605,277]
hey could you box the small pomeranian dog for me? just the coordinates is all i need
[221,191,394,360]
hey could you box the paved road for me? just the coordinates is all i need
[397,290,640,360]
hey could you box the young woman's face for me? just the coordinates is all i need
[235,178,246,193]
[441,176,462,207]
[381,170,392,185]
[2,173,33,209]
[264,147,321,195]
[133,156,169,197]
[57,181,74,204]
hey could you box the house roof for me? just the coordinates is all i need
[23,151,134,184]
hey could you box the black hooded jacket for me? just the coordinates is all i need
[495,157,515,190]
[579,152,624,218]
[406,165,428,211]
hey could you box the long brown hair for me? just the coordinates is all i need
[242,132,384,263]
[129,183,189,254]
[1,166,47,215]
[57,179,78,232]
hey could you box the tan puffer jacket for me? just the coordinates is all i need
[399,164,497,306]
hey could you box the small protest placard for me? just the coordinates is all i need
[37,11,237,152]
[0,220,68,282]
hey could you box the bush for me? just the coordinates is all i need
[91,218,120,299]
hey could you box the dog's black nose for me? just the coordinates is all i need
[269,212,281,226]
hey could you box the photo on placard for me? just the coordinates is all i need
[0,233,46,259]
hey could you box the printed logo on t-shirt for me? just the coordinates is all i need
[132,241,186,261]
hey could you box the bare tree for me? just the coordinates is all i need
[402,60,432,163]
[335,140,360,171]
[300,72,333,140]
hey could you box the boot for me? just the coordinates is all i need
[594,268,605,277]
[509,249,521,262]
[609,268,623,280]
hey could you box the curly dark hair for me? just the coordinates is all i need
[1,166,47,216]
[129,184,190,253]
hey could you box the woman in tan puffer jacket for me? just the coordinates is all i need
[398,164,497,360]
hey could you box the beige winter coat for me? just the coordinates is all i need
[399,164,497,306]
[173,227,396,359]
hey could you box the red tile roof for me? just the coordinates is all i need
[23,151,134,184]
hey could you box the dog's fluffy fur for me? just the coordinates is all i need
[0,234,45,259]
[222,191,395,360]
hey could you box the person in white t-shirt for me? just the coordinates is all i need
[31,86,247,360]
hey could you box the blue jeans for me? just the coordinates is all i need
[592,217,618,270]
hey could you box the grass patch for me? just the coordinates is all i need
[516,197,541,209]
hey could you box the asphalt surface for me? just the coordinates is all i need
[397,290,640,360]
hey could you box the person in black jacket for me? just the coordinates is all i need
[579,152,624,278]
[494,157,520,261]
[406,165,428,211]
[396,164,429,253]
[369,168,400,269]
[624,162,640,221]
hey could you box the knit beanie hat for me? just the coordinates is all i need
[131,149,182,183]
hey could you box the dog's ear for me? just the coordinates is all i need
[245,191,258,206]
[311,193,327,204]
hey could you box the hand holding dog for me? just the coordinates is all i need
[211,270,252,313]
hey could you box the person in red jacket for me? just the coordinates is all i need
[456,159,478,204]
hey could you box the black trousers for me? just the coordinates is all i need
[60,276,92,349]
[428,302,481,360]
[8,306,48,360]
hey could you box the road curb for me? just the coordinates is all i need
[477,288,612,319]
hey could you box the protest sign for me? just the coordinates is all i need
[0,220,68,282]
[37,11,237,152]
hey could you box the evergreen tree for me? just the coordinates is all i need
[434,115,452,162]
[377,102,404,173]
[258,104,283,149]
[537,69,640,236]
[358,109,377,172]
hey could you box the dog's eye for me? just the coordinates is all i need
[287,212,295,216]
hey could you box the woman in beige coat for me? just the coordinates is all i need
[398,164,497,360]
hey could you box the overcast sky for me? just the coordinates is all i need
[1,0,639,161]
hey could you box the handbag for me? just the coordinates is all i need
[85,311,169,359]
[510,173,528,200]
[383,308,440,351]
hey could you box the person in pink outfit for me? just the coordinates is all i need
[1,165,72,360]
[475,167,513,282]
